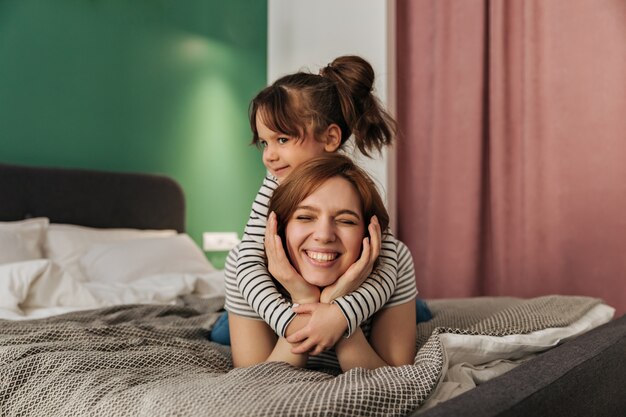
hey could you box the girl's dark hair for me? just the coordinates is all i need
[249,55,396,157]
[268,153,390,242]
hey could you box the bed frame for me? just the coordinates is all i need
[0,162,185,231]
[1,161,624,416]
[415,314,626,417]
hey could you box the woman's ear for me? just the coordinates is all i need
[323,124,342,153]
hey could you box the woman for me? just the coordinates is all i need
[229,154,417,371]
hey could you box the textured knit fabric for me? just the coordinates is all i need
[0,296,602,417]
[227,174,402,337]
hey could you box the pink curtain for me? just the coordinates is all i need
[396,0,626,317]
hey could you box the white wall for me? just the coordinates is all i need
[267,0,397,226]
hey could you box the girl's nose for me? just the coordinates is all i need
[263,145,278,162]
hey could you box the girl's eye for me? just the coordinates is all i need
[258,140,268,149]
[277,137,290,144]
[337,218,358,225]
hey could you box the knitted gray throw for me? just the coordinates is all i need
[0,295,600,417]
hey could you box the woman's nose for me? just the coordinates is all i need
[313,219,336,242]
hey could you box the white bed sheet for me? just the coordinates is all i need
[0,259,225,320]
[419,302,615,410]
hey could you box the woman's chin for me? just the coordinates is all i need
[302,273,339,288]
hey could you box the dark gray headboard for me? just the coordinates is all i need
[0,162,185,232]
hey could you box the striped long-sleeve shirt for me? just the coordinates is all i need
[225,174,401,337]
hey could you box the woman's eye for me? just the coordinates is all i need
[337,219,358,225]
[295,215,312,221]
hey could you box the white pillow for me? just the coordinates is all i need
[79,234,214,283]
[0,218,49,264]
[44,223,176,281]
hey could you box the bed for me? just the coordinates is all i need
[1,161,624,417]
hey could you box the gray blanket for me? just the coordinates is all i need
[0,295,600,417]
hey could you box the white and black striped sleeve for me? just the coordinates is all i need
[332,231,399,336]
[384,240,418,306]
[235,175,296,337]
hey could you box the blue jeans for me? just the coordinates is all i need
[209,298,433,346]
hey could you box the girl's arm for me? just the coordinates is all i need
[235,175,298,337]
[323,231,400,336]
[297,242,416,371]
[331,240,418,371]
[335,243,418,370]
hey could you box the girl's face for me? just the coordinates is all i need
[256,113,332,182]
[285,176,365,287]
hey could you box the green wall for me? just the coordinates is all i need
[0,0,267,267]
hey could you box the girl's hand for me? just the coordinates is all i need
[319,215,382,303]
[287,303,348,355]
[265,212,320,304]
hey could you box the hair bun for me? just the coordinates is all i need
[326,56,375,96]
[319,63,340,82]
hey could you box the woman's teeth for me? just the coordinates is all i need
[306,251,337,262]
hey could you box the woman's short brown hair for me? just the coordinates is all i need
[268,154,390,241]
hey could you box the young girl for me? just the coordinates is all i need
[232,154,417,370]
[222,55,406,358]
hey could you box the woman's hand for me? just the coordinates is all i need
[287,303,348,356]
[319,215,382,303]
[265,212,320,304]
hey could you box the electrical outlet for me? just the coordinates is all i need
[203,232,240,251]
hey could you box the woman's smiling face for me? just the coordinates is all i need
[285,176,365,287]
